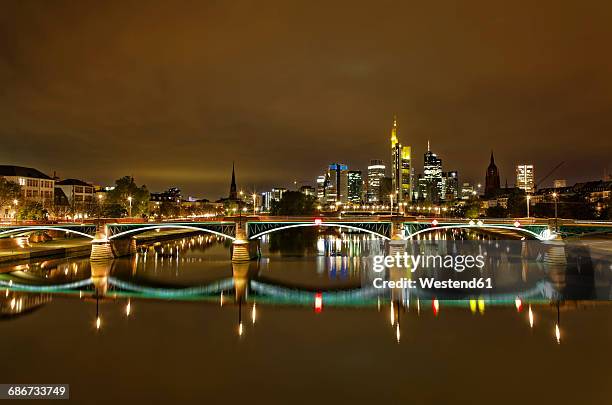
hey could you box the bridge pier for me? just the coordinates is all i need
[231,220,258,262]
[91,225,114,261]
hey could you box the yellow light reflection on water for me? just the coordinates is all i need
[96,317,101,330]
[251,303,257,324]
[555,324,561,344]
[528,305,534,328]
[126,300,131,317]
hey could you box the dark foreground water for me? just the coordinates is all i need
[0,230,611,404]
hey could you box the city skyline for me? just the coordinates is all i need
[1,1,611,198]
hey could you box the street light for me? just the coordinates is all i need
[127,196,133,217]
[552,192,559,232]
[526,195,531,219]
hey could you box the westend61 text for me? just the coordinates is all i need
[373,277,493,290]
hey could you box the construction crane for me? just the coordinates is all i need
[536,161,564,189]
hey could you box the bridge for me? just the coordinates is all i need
[0,217,609,262]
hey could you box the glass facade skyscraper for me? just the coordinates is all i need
[390,116,412,202]
[347,170,363,203]
[367,160,385,203]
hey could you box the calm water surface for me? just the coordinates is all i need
[1,230,611,404]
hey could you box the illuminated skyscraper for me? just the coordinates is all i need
[327,163,348,204]
[423,141,442,202]
[516,164,535,193]
[441,171,459,200]
[367,159,385,203]
[401,146,412,201]
[390,116,412,202]
[347,170,363,203]
[316,175,327,202]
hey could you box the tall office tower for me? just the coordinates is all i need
[367,159,386,203]
[423,141,442,202]
[484,151,501,197]
[516,164,535,193]
[327,163,348,204]
[441,171,459,200]
[390,116,401,201]
[347,170,363,203]
[401,146,412,202]
[316,175,327,202]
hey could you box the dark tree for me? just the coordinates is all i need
[270,191,316,216]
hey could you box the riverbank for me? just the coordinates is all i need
[0,229,207,265]
[0,238,91,264]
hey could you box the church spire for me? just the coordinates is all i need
[490,150,495,164]
[229,161,237,200]
[427,140,430,152]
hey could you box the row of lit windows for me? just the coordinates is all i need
[74,186,94,194]
[18,178,54,188]
[23,190,53,198]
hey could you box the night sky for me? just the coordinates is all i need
[1,1,611,199]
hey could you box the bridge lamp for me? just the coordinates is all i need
[477,220,483,226]
[431,219,438,226]
[513,221,521,227]
[469,220,475,226]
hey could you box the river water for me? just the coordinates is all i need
[0,230,611,404]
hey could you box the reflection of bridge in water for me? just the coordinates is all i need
[0,259,579,307]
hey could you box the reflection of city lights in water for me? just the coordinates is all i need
[390,302,394,325]
[395,323,400,343]
[220,292,224,307]
[238,322,244,336]
[432,299,439,316]
[126,300,131,316]
[10,297,16,310]
[515,297,523,312]
[469,299,477,313]
[314,292,323,313]
[96,317,101,330]
[528,305,534,328]
[555,324,561,344]
[251,303,257,324]
[416,299,420,315]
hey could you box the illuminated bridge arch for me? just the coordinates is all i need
[247,222,391,240]
[405,224,554,241]
[0,225,97,239]
[106,224,236,241]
